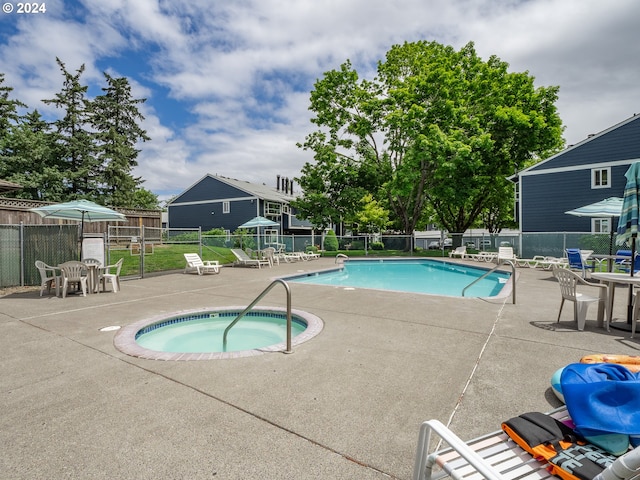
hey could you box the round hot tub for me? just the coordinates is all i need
[114,306,323,360]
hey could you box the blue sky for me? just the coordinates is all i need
[1,0,639,203]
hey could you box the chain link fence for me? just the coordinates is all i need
[0,225,629,288]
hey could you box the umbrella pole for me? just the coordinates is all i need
[628,235,636,324]
[79,212,85,260]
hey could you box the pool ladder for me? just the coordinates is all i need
[461,260,516,304]
[222,279,293,353]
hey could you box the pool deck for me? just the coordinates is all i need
[1,257,639,479]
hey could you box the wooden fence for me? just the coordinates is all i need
[0,197,161,231]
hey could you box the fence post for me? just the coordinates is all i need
[19,221,24,287]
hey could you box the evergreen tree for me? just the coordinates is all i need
[92,73,150,207]
[4,110,63,201]
[43,58,98,199]
[0,73,27,184]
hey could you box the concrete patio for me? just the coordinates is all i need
[1,258,638,479]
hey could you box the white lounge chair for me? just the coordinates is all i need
[184,253,220,275]
[413,407,640,480]
[552,266,607,331]
[448,246,466,259]
[230,249,270,268]
[497,246,517,264]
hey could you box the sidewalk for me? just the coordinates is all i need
[1,259,638,479]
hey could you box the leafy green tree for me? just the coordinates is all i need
[3,110,63,200]
[130,188,159,210]
[296,41,564,244]
[92,73,150,207]
[352,193,390,233]
[43,58,98,199]
[0,73,25,137]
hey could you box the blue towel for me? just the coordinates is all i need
[561,363,640,455]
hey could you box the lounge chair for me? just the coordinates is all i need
[516,255,568,269]
[448,246,466,259]
[412,406,640,480]
[467,251,497,262]
[184,253,220,275]
[230,249,270,268]
[552,266,607,331]
[35,260,60,297]
[496,246,517,264]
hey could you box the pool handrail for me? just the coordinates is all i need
[336,253,348,264]
[222,279,293,353]
[461,260,516,304]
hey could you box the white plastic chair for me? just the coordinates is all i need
[59,261,88,298]
[553,266,607,331]
[100,258,124,292]
[35,260,60,297]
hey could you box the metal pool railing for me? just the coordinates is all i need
[222,279,293,353]
[461,260,516,304]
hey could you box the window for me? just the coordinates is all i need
[222,201,230,213]
[592,218,610,234]
[592,167,610,188]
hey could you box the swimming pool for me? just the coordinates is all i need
[114,306,324,360]
[285,259,511,297]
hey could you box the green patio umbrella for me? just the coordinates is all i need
[565,197,623,255]
[30,199,126,259]
[238,216,279,250]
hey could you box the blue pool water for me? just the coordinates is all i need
[287,259,510,297]
[135,310,307,353]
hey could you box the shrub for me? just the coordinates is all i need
[324,230,339,251]
[371,241,384,250]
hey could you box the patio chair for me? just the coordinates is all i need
[230,248,270,268]
[183,253,219,275]
[59,261,88,298]
[412,406,640,480]
[82,258,103,293]
[566,248,596,277]
[497,246,517,264]
[552,266,607,331]
[448,246,466,259]
[35,260,60,297]
[261,247,279,266]
[100,258,124,292]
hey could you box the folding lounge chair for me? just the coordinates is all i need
[412,407,640,480]
[229,249,270,268]
[497,246,517,264]
[448,246,467,259]
[184,253,220,275]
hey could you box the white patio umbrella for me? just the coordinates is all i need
[565,197,623,255]
[30,199,126,259]
[238,216,279,250]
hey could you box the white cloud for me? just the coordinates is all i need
[1,0,639,199]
